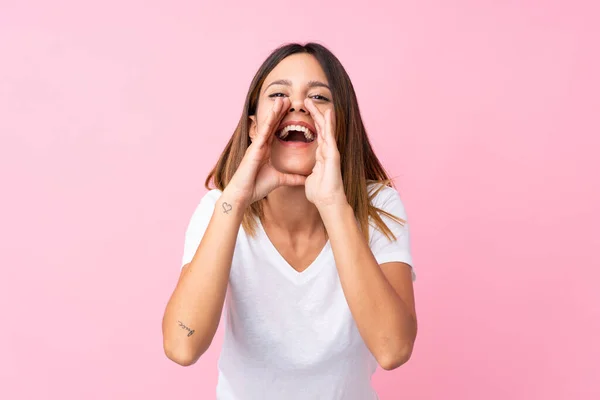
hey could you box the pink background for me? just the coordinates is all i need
[1,1,598,399]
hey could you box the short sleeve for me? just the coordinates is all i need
[180,189,222,269]
[368,184,416,281]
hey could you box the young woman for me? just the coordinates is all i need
[162,42,417,400]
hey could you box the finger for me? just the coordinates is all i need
[263,96,290,127]
[304,98,325,132]
[256,98,282,141]
[315,114,325,149]
[278,172,307,187]
[316,121,324,147]
[315,145,325,162]
[270,97,291,130]
[253,99,279,148]
[324,109,336,144]
[273,97,290,140]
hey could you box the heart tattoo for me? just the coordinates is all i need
[222,202,232,214]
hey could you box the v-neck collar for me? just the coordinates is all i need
[256,217,331,284]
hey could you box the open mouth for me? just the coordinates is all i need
[276,125,316,143]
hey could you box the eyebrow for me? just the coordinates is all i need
[265,79,331,91]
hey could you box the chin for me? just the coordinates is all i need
[271,156,315,177]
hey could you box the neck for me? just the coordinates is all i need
[261,186,324,236]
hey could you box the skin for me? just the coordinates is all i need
[162,53,417,371]
[248,53,338,270]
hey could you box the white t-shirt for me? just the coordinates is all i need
[181,183,415,400]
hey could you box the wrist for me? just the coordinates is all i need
[217,190,249,217]
[316,193,351,217]
[319,200,354,236]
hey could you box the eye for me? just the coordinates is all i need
[268,92,287,98]
[310,94,330,102]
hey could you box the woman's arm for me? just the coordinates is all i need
[162,97,304,366]
[302,98,417,371]
[319,200,417,371]
[162,191,245,366]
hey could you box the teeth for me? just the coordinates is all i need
[278,127,290,139]
[277,125,315,141]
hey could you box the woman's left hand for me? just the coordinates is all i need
[304,98,347,209]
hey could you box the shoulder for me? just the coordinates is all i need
[367,181,406,215]
[187,189,223,220]
[204,188,223,201]
[196,188,223,207]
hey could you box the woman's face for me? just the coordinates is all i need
[250,53,334,176]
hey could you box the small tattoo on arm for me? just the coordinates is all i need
[222,202,232,214]
[177,320,195,337]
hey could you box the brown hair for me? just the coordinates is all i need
[205,42,404,242]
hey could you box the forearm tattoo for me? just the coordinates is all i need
[222,202,232,214]
[177,320,195,337]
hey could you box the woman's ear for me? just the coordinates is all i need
[249,115,257,141]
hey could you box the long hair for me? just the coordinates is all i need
[205,42,404,242]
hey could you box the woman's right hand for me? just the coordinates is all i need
[224,97,307,208]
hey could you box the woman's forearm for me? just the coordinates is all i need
[162,191,245,366]
[319,200,417,369]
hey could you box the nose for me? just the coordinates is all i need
[288,97,307,114]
